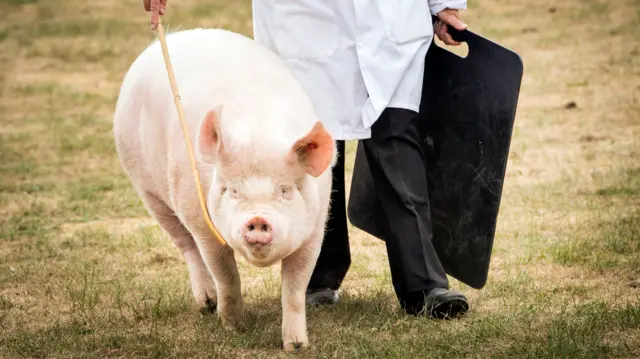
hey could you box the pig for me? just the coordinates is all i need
[112,28,336,351]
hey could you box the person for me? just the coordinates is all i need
[145,0,470,319]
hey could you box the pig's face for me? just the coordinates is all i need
[196,107,335,266]
[209,174,317,266]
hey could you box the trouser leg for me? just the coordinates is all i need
[361,107,449,305]
[308,140,351,291]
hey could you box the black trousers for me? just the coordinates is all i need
[308,108,449,305]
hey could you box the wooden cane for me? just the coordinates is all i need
[154,17,228,247]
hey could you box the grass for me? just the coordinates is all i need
[1,0,639,357]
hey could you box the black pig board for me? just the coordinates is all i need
[347,26,524,289]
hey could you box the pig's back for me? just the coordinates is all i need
[113,28,321,208]
[115,27,319,146]
[118,28,316,120]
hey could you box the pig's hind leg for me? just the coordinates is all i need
[141,190,218,313]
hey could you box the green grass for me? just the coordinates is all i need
[0,0,639,357]
[0,201,58,241]
[551,167,640,272]
[553,213,640,271]
[2,291,638,358]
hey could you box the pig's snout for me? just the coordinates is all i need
[242,216,273,245]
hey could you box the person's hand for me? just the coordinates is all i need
[435,9,468,46]
[144,0,167,30]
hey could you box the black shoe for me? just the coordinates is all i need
[305,288,339,306]
[402,288,469,319]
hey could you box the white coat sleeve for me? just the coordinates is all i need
[428,0,467,16]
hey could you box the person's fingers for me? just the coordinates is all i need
[149,0,161,30]
[437,23,461,46]
[434,20,443,36]
[435,22,446,42]
[436,22,449,42]
[439,11,468,31]
[160,0,167,15]
[443,31,461,46]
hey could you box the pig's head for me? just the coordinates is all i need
[196,106,336,267]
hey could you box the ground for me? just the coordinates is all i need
[0,0,639,358]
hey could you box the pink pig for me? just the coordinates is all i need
[113,28,336,350]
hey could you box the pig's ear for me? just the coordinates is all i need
[196,105,224,164]
[290,121,336,177]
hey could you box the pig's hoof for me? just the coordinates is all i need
[283,340,309,352]
[220,314,245,332]
[222,321,246,333]
[198,297,217,315]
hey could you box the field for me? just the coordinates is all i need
[1,0,639,358]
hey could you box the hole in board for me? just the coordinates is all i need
[434,36,469,58]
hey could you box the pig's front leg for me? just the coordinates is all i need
[197,241,244,330]
[280,235,322,351]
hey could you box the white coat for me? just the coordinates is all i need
[251,0,467,141]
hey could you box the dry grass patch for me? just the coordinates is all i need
[1,0,639,357]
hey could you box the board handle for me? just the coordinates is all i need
[432,15,473,41]
[431,15,476,56]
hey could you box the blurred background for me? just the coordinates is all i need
[0,0,638,358]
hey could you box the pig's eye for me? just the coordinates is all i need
[224,185,241,200]
[278,185,293,200]
[230,188,240,199]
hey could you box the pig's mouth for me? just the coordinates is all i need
[243,245,280,267]
[230,238,275,264]
[248,243,271,258]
